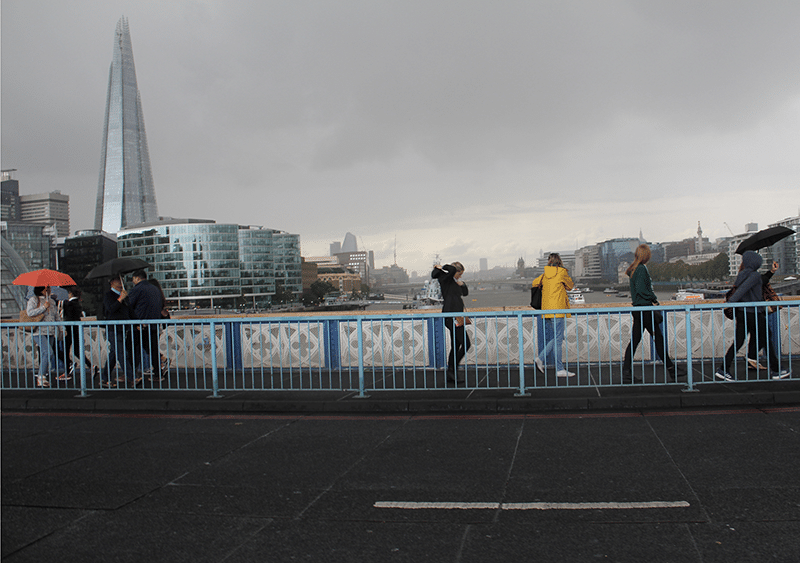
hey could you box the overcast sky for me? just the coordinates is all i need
[3,0,798,275]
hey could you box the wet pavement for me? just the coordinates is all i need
[3,402,800,561]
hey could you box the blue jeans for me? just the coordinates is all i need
[32,333,65,376]
[538,317,565,371]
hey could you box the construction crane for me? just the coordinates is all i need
[723,222,735,236]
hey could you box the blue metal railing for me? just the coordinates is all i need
[2,300,797,397]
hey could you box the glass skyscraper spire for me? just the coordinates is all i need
[94,17,158,233]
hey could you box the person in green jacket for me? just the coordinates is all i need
[622,244,685,382]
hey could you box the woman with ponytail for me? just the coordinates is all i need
[622,244,685,382]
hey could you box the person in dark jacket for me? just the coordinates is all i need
[432,262,471,382]
[622,244,685,383]
[62,286,96,379]
[716,251,789,380]
[759,261,784,374]
[102,276,134,387]
[127,270,164,382]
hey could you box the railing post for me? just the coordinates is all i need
[324,319,341,369]
[683,306,697,392]
[515,312,529,397]
[208,321,221,398]
[356,317,368,397]
[75,322,89,398]
[224,320,243,370]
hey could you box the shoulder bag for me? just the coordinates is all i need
[19,309,45,323]
[723,286,736,320]
[530,278,543,309]
[763,283,780,314]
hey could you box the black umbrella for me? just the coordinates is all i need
[85,257,151,280]
[735,226,795,254]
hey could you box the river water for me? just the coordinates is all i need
[372,286,683,312]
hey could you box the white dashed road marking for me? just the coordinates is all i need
[374,501,690,510]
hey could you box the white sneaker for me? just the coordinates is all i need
[556,369,575,377]
[535,358,545,374]
[772,370,791,380]
[714,369,734,381]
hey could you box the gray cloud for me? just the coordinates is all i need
[2,0,798,273]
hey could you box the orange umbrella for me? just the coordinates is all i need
[13,269,77,287]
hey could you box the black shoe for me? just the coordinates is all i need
[670,364,687,380]
[622,366,633,383]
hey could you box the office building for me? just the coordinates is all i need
[19,191,70,237]
[1,170,22,222]
[238,226,275,307]
[94,17,159,233]
[1,222,54,273]
[116,220,301,309]
[272,232,303,303]
[117,221,240,309]
[58,231,119,317]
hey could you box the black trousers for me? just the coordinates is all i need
[64,325,92,372]
[623,310,674,371]
[444,318,471,373]
[723,310,779,372]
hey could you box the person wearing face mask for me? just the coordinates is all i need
[101,276,135,387]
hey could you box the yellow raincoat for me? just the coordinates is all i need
[532,266,574,318]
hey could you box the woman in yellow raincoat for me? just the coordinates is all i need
[533,253,574,377]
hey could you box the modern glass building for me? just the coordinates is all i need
[117,221,301,309]
[272,232,303,304]
[117,221,240,309]
[94,17,159,233]
[238,226,275,308]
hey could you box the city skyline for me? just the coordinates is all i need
[2,2,798,274]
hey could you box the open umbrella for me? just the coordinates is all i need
[13,269,77,287]
[735,226,796,254]
[85,257,151,280]
[25,286,69,301]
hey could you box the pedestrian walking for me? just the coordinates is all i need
[432,262,471,382]
[533,253,575,378]
[102,276,135,387]
[622,244,685,383]
[715,251,789,381]
[26,286,66,387]
[62,286,97,379]
[757,261,784,374]
[127,270,165,382]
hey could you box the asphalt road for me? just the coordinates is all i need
[3,407,800,562]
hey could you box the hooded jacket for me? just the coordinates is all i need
[728,251,763,313]
[532,266,574,318]
[432,264,468,313]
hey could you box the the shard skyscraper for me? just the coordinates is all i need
[94,17,158,233]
